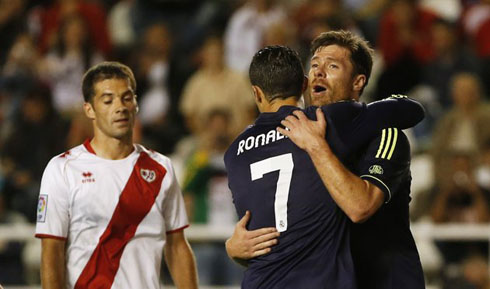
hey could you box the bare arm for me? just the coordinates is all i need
[41,238,66,289]
[278,108,384,223]
[225,211,280,266]
[164,231,198,289]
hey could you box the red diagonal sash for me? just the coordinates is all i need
[74,152,166,289]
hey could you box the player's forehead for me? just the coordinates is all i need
[311,44,352,63]
[93,77,134,97]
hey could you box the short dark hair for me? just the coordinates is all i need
[311,30,374,95]
[82,61,136,103]
[249,45,304,102]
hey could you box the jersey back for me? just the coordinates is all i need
[225,97,425,289]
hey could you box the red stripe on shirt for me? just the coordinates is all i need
[74,152,166,289]
[83,139,96,155]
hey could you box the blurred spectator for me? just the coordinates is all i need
[410,18,480,145]
[224,0,286,73]
[423,18,480,108]
[0,83,68,221]
[107,0,136,59]
[0,192,28,285]
[293,0,361,59]
[376,0,438,99]
[0,0,27,66]
[39,14,104,116]
[429,150,490,264]
[180,33,255,138]
[136,23,171,127]
[431,72,490,183]
[442,254,490,289]
[345,0,390,44]
[35,0,111,56]
[461,0,490,95]
[475,140,490,192]
[0,32,40,140]
[182,109,241,285]
[132,22,185,154]
[430,151,490,223]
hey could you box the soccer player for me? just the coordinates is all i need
[35,62,198,289]
[224,45,423,288]
[227,31,426,289]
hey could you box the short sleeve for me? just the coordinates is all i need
[162,162,189,234]
[357,128,411,203]
[35,158,70,240]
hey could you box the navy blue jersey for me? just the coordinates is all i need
[352,129,425,289]
[224,97,424,289]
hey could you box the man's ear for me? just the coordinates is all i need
[83,102,95,120]
[252,85,263,104]
[352,74,366,93]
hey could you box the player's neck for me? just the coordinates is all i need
[262,97,299,113]
[90,133,134,160]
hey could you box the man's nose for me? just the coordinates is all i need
[314,66,325,78]
[115,98,129,113]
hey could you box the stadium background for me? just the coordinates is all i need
[1,0,490,288]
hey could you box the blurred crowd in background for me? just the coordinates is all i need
[1,0,490,288]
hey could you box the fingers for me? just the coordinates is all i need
[316,108,327,128]
[248,227,279,239]
[277,126,290,137]
[252,247,272,258]
[292,110,307,120]
[237,210,251,227]
[252,230,280,245]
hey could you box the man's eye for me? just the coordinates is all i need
[311,63,319,68]
[104,100,112,104]
[329,64,338,69]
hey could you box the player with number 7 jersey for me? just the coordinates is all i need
[225,96,424,289]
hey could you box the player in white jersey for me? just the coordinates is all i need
[35,62,198,289]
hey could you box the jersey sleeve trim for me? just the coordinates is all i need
[35,234,68,241]
[360,175,392,203]
[166,224,190,234]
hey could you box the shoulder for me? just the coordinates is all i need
[43,144,86,176]
[136,144,175,171]
[369,128,410,162]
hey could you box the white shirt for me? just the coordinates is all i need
[35,140,188,289]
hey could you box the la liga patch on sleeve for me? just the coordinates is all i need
[37,194,48,223]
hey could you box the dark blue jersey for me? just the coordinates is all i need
[224,96,424,289]
[353,129,425,289]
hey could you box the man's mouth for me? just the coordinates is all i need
[313,85,327,93]
[114,118,129,124]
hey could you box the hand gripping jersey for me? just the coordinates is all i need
[224,96,424,289]
[35,140,189,289]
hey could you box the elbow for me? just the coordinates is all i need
[346,208,373,224]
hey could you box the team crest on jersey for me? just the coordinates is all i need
[369,165,384,175]
[37,194,48,223]
[140,169,156,183]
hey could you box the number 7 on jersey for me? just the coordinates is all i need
[250,153,294,232]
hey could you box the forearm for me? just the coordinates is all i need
[165,238,198,289]
[41,240,66,289]
[306,142,383,223]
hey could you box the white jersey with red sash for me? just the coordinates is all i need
[35,140,189,289]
